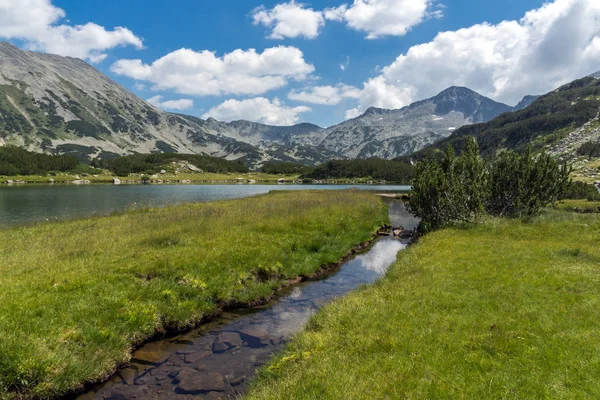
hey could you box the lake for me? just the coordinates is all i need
[0,184,410,228]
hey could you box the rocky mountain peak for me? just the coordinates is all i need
[514,95,539,111]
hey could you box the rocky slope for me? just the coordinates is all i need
[288,87,535,159]
[0,42,333,166]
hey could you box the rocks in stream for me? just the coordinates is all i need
[176,369,226,393]
[132,344,172,366]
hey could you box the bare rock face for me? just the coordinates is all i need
[0,42,334,166]
[288,87,524,159]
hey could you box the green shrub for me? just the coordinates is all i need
[410,137,571,231]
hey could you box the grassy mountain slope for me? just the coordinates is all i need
[418,77,600,158]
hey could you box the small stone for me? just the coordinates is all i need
[119,367,138,385]
[177,368,225,393]
[184,350,212,364]
[239,328,270,348]
[218,332,242,347]
[132,343,171,365]
[212,341,229,354]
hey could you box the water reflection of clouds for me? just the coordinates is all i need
[358,239,407,274]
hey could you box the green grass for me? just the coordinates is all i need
[248,210,600,399]
[556,199,600,213]
[0,190,387,399]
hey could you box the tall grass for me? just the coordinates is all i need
[0,190,387,399]
[248,210,600,399]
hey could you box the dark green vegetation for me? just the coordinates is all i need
[0,191,386,399]
[556,199,600,213]
[562,180,600,201]
[410,138,570,231]
[261,162,315,175]
[248,210,600,399]
[0,145,81,175]
[91,153,249,176]
[303,158,415,183]
[419,77,600,157]
[577,141,600,158]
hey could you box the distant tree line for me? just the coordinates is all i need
[91,153,249,176]
[261,162,315,175]
[302,158,416,183]
[410,137,579,232]
[0,146,79,175]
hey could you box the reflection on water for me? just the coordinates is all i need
[75,202,418,400]
[0,184,410,228]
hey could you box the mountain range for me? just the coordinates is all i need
[0,42,547,165]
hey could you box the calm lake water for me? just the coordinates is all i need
[0,184,410,228]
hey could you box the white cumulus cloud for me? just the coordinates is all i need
[0,0,142,62]
[147,95,194,111]
[111,46,314,96]
[349,0,600,113]
[202,98,311,126]
[252,1,325,39]
[288,84,361,105]
[253,0,435,40]
[325,0,435,39]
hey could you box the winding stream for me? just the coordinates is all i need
[74,199,418,400]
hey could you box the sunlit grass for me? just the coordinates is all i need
[556,199,600,213]
[0,190,386,399]
[248,210,600,399]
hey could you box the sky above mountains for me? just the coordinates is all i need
[2,0,600,127]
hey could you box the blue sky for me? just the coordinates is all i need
[3,0,600,127]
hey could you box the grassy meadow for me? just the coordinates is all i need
[248,210,600,399]
[0,190,387,399]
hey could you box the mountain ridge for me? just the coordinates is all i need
[0,42,545,165]
[286,86,529,159]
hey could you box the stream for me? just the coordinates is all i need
[74,199,418,400]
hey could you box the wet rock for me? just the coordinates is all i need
[132,343,172,365]
[184,350,212,364]
[239,328,270,347]
[119,367,138,385]
[218,332,242,347]
[176,368,225,393]
[226,373,246,386]
[212,341,229,354]
[400,230,413,239]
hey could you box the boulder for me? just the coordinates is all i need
[186,163,203,173]
[113,177,122,185]
[71,179,91,185]
[160,169,167,174]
